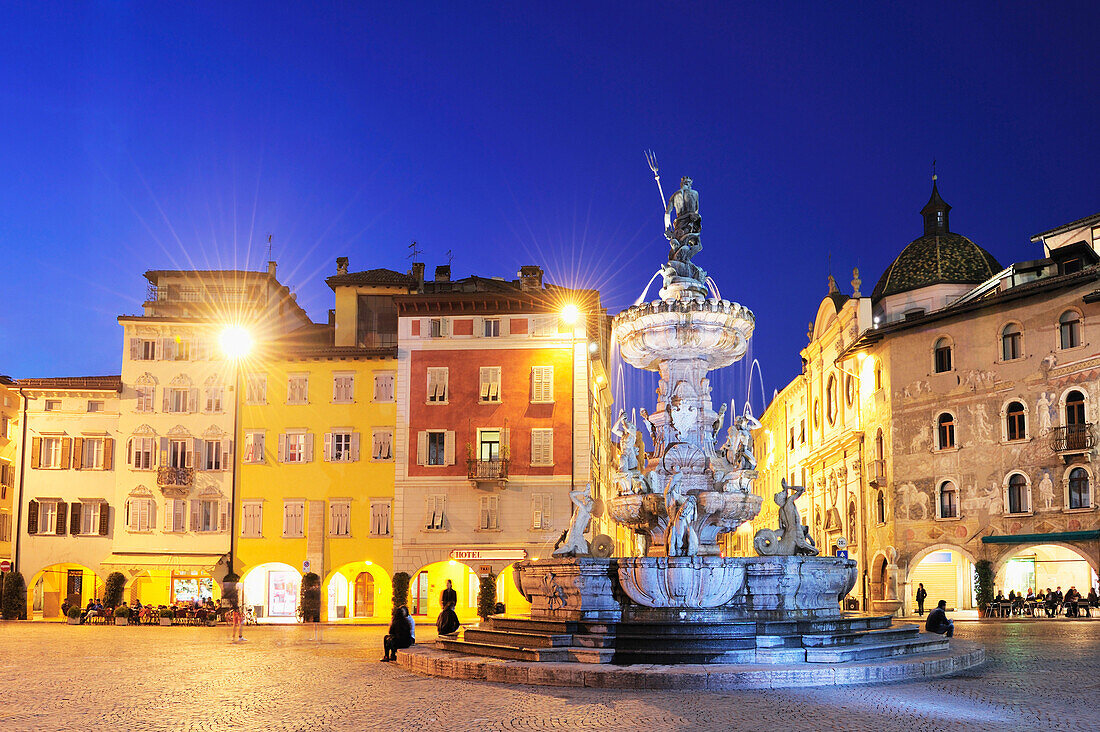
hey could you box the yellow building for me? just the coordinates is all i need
[0,377,18,564]
[235,260,406,623]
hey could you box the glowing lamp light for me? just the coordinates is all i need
[219,326,253,359]
[448,559,457,566]
[588,341,599,354]
[857,352,867,363]
[561,303,580,325]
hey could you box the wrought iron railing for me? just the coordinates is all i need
[1051,424,1094,453]
[157,466,195,487]
[467,458,509,482]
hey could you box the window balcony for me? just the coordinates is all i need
[1051,424,1094,457]
[157,466,195,488]
[467,458,509,489]
[867,459,887,486]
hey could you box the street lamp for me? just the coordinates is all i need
[221,325,252,578]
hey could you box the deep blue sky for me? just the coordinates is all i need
[2,2,1098,396]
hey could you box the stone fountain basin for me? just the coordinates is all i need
[607,490,762,530]
[613,298,756,371]
[618,556,745,608]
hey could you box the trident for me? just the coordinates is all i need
[644,149,666,208]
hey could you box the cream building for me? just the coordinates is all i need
[0,377,19,564]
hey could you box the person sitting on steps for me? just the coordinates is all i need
[925,600,954,638]
[381,606,414,662]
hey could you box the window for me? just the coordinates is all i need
[934,337,953,373]
[788,426,796,451]
[479,367,501,403]
[329,501,350,537]
[478,430,501,461]
[0,512,10,543]
[45,400,61,412]
[287,374,309,404]
[37,500,59,533]
[202,440,229,471]
[1001,323,1022,361]
[193,498,222,532]
[246,374,267,404]
[325,431,358,462]
[167,438,190,469]
[1059,310,1081,349]
[1007,473,1029,514]
[356,294,398,348]
[1006,401,1027,441]
[242,502,263,537]
[825,376,837,424]
[845,375,855,407]
[938,481,958,519]
[131,339,156,361]
[531,428,554,466]
[483,318,501,337]
[426,368,448,403]
[425,494,446,530]
[800,419,806,444]
[373,372,395,402]
[164,387,190,413]
[372,430,393,461]
[204,386,223,413]
[280,432,312,463]
[87,400,104,413]
[283,501,305,537]
[243,431,265,464]
[127,498,154,532]
[813,401,821,430]
[370,501,391,536]
[876,491,886,524]
[531,366,554,403]
[428,431,446,465]
[532,316,556,336]
[478,495,500,530]
[936,413,955,450]
[875,429,885,461]
[532,493,552,529]
[135,386,154,412]
[82,438,105,469]
[164,498,187,533]
[1065,390,1086,426]
[429,318,445,338]
[40,437,63,468]
[1068,468,1090,510]
[333,373,354,403]
[129,437,155,470]
[874,362,882,391]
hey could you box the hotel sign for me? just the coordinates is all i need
[450,549,527,561]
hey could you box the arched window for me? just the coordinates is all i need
[934,337,953,373]
[876,490,886,524]
[937,412,955,449]
[1065,390,1086,426]
[848,500,857,534]
[938,481,958,519]
[874,362,882,391]
[1001,323,1022,361]
[845,374,856,407]
[1068,468,1090,510]
[1006,401,1026,441]
[1059,310,1081,349]
[1007,473,1029,514]
[875,429,884,461]
[826,376,838,425]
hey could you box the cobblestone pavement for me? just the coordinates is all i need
[1,620,1097,732]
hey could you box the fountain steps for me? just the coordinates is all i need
[804,636,950,664]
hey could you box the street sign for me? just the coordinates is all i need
[835,549,849,559]
[302,560,310,572]
[835,536,848,549]
[0,560,9,572]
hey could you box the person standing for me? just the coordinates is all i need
[925,600,954,638]
[441,580,457,611]
[437,580,460,635]
[915,583,928,616]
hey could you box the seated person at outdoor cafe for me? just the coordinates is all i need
[925,600,954,638]
[1064,587,1081,618]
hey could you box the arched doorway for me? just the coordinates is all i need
[995,544,1098,596]
[907,547,975,611]
[124,570,221,609]
[240,562,301,623]
[494,562,532,616]
[871,555,889,601]
[28,563,101,619]
[324,561,391,622]
[408,560,479,623]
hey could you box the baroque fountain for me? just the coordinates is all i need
[402,172,984,685]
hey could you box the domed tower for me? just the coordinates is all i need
[871,178,1002,323]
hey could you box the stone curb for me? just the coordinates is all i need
[395,641,985,689]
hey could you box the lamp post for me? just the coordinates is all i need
[561,304,581,494]
[219,325,253,579]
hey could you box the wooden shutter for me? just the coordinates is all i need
[103,438,114,470]
[190,500,200,531]
[162,389,171,412]
[222,440,232,469]
[60,438,71,471]
[304,433,314,463]
[164,499,174,530]
[278,434,287,463]
[174,499,185,532]
[72,437,84,470]
[188,388,199,413]
[126,438,133,466]
[444,431,456,466]
[55,501,67,535]
[350,432,360,461]
[27,500,38,534]
[70,502,81,534]
[99,504,110,535]
[479,496,490,529]
[417,431,427,465]
[501,428,510,458]
[31,437,41,468]
[185,440,195,469]
[130,338,141,360]
[323,432,333,462]
[218,501,228,532]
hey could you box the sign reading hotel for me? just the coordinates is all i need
[450,549,527,561]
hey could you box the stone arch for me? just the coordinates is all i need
[1002,470,1033,516]
[933,409,959,451]
[999,396,1031,442]
[991,541,1099,577]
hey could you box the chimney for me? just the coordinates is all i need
[336,256,349,275]
[328,309,336,326]
[434,265,451,282]
[267,261,277,278]
[519,265,544,291]
[411,262,425,287]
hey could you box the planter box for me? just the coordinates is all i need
[159,617,173,626]
[67,617,80,625]
[114,618,128,626]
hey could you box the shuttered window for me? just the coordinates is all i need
[242,502,263,537]
[478,495,500,530]
[372,430,393,461]
[425,495,446,530]
[129,437,155,470]
[479,367,501,403]
[283,501,305,537]
[373,372,395,402]
[427,368,448,403]
[136,386,155,412]
[329,501,351,537]
[287,375,309,404]
[531,429,554,466]
[127,498,154,532]
[324,431,358,462]
[246,374,267,404]
[243,431,265,464]
[532,493,552,529]
[370,501,391,536]
[531,366,554,403]
[332,373,355,403]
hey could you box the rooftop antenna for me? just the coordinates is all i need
[408,240,422,261]
[932,158,937,182]
[266,233,273,262]
[644,150,666,208]
[446,249,454,268]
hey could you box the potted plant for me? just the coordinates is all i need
[114,606,130,626]
[974,559,995,618]
[477,572,497,620]
[67,606,82,625]
[1,571,26,620]
[300,572,322,623]
[159,608,174,626]
[392,572,410,613]
[104,572,126,609]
